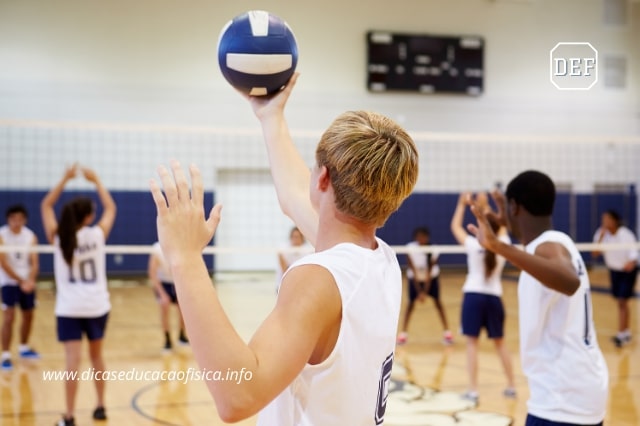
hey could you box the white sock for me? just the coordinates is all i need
[1,351,10,360]
[19,344,30,352]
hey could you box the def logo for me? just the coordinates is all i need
[550,42,597,90]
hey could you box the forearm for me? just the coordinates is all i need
[0,259,23,282]
[41,177,68,208]
[492,241,579,295]
[94,179,116,214]
[170,255,265,419]
[259,114,317,244]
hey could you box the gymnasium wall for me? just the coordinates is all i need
[0,1,639,274]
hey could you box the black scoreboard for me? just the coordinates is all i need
[366,31,484,96]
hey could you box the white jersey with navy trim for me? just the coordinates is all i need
[593,226,638,271]
[54,226,110,317]
[257,237,401,426]
[519,230,608,424]
[151,242,173,284]
[461,234,510,296]
[405,241,440,279]
[0,225,36,286]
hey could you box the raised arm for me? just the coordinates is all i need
[150,162,339,421]
[245,73,318,246]
[450,192,470,245]
[467,197,579,296]
[81,167,117,239]
[41,165,78,243]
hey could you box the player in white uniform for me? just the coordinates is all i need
[149,73,418,424]
[398,226,452,345]
[41,165,117,426]
[0,205,40,371]
[467,170,608,426]
[148,241,188,351]
[450,192,515,403]
[275,227,311,292]
[592,209,638,347]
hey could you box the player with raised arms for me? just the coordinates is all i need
[466,170,608,426]
[150,72,418,424]
[41,164,117,426]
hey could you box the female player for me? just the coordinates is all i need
[41,164,117,426]
[450,192,515,403]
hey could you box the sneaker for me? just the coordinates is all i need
[396,332,408,345]
[1,358,12,371]
[55,416,75,426]
[19,348,41,360]
[443,331,454,345]
[503,387,517,398]
[93,406,107,420]
[461,390,479,404]
[612,335,628,348]
[163,340,173,354]
[178,335,189,346]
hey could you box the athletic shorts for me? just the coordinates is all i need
[461,292,504,339]
[525,413,602,426]
[1,285,36,310]
[57,313,109,342]
[155,282,178,304]
[609,268,638,299]
[408,276,440,302]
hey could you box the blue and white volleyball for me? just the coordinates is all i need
[217,10,298,96]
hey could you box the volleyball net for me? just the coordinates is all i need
[0,119,638,275]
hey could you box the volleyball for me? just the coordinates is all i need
[217,10,298,96]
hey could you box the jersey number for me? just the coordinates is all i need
[374,352,394,425]
[70,259,97,284]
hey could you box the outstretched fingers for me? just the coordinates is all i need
[189,164,204,208]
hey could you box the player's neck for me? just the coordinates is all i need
[314,211,377,252]
[520,216,554,245]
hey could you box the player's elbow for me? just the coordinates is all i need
[215,391,261,423]
[560,277,580,296]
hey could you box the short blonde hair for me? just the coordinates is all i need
[316,111,418,227]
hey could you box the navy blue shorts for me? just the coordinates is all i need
[525,413,602,426]
[1,285,36,310]
[57,313,109,342]
[609,268,637,299]
[408,276,440,302]
[155,282,178,304]
[461,292,505,339]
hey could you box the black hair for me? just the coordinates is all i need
[6,204,28,219]
[58,197,94,266]
[505,170,555,217]
[603,209,622,226]
[412,226,430,239]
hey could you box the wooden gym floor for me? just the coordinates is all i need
[0,267,637,425]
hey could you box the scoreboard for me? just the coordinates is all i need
[366,31,484,96]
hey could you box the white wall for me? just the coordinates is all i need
[0,0,638,135]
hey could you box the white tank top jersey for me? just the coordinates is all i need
[151,242,173,283]
[0,225,36,286]
[405,241,440,279]
[592,226,639,271]
[257,237,401,426]
[461,234,510,296]
[54,226,110,317]
[519,230,608,424]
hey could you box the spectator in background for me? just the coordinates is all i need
[592,209,638,347]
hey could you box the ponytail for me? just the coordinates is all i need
[483,217,501,280]
[57,198,93,266]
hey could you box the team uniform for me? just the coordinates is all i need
[275,242,313,292]
[592,225,638,299]
[405,241,440,301]
[520,230,608,425]
[258,238,401,426]
[54,226,110,341]
[460,234,510,338]
[151,242,178,304]
[0,225,37,311]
